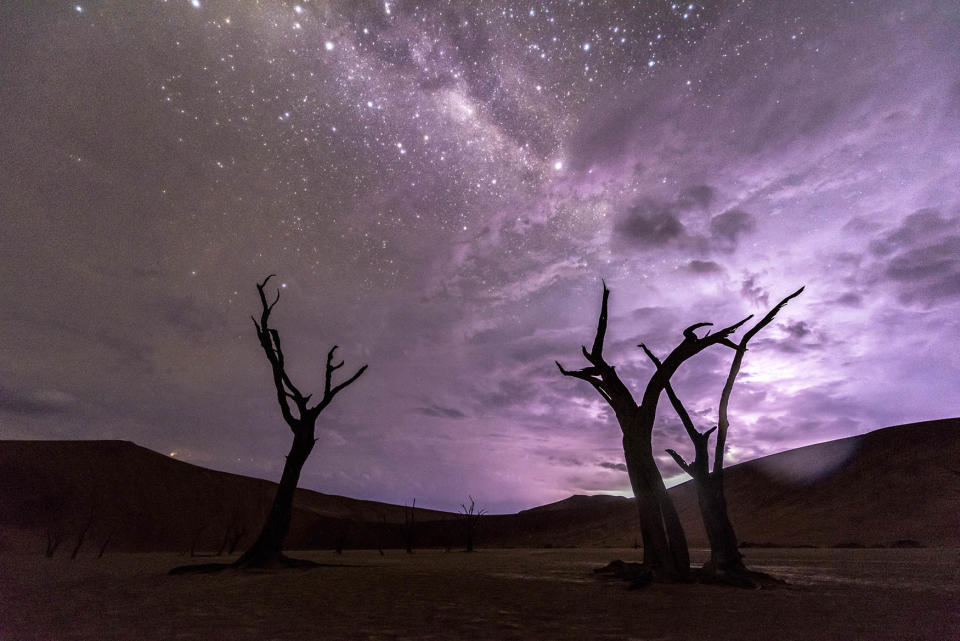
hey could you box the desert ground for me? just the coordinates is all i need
[2,547,957,640]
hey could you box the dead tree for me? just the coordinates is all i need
[44,530,63,558]
[377,513,387,556]
[457,496,486,552]
[557,282,751,579]
[403,498,416,554]
[644,286,803,587]
[231,275,367,569]
[70,514,95,560]
[97,530,115,559]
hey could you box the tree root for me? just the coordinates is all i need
[169,553,322,575]
[593,560,684,588]
[695,564,786,589]
[594,559,786,589]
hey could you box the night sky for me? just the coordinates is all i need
[2,0,958,513]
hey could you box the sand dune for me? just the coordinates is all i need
[1,418,957,554]
[484,417,960,548]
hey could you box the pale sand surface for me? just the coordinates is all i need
[1,548,958,640]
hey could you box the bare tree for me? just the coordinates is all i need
[231,275,367,569]
[97,529,115,559]
[44,530,63,558]
[457,496,486,552]
[557,282,751,579]
[70,513,95,560]
[403,498,416,554]
[643,286,803,587]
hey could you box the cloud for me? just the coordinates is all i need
[709,209,756,251]
[865,208,960,307]
[782,320,812,339]
[868,208,946,256]
[740,275,770,307]
[678,184,715,210]
[613,195,755,255]
[0,386,76,416]
[598,461,627,472]
[686,260,724,274]
[414,403,467,419]
[613,199,689,248]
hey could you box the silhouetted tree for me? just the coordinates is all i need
[233,275,367,569]
[457,496,485,552]
[377,513,387,556]
[97,529,115,559]
[557,282,751,579]
[70,513,95,560]
[44,530,63,558]
[643,286,803,587]
[403,498,416,554]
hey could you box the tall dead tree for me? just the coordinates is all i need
[233,275,367,569]
[457,496,486,552]
[557,282,751,578]
[643,286,803,587]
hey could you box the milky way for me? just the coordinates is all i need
[2,0,958,512]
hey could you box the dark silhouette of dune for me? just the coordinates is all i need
[483,418,960,548]
[0,440,450,554]
[1,418,957,554]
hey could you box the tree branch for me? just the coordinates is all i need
[641,343,713,477]
[558,283,638,420]
[713,286,804,474]
[666,449,692,476]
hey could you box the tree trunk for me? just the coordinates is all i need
[624,434,689,577]
[234,434,314,568]
[694,472,745,577]
[557,283,751,582]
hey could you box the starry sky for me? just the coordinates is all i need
[2,0,958,513]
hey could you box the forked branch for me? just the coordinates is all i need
[556,282,637,418]
[714,286,804,473]
[641,344,715,478]
[253,275,367,430]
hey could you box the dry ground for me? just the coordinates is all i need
[1,548,958,640]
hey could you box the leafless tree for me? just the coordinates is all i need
[226,275,368,569]
[44,530,63,558]
[643,286,803,587]
[97,529,115,559]
[457,496,486,552]
[377,512,387,556]
[403,498,416,554]
[70,513,95,560]
[557,282,751,579]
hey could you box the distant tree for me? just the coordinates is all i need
[377,512,387,556]
[70,513,95,560]
[97,529,115,559]
[232,275,367,569]
[557,282,751,579]
[403,498,416,554]
[457,496,486,552]
[44,530,63,558]
[643,287,803,587]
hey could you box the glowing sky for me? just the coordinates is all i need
[2,0,958,512]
